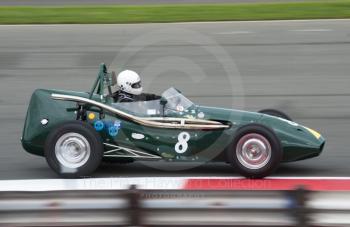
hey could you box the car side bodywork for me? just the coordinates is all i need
[22,64,325,165]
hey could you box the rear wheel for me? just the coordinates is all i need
[228,124,282,178]
[259,109,292,121]
[45,121,103,178]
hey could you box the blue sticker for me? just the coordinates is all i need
[94,120,121,136]
[108,126,119,137]
[94,120,104,131]
[114,120,121,129]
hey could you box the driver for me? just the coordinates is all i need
[113,70,161,102]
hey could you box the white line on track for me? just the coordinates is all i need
[1,176,350,191]
[0,177,184,191]
[169,18,350,25]
[0,19,350,27]
[289,29,333,32]
[215,31,254,35]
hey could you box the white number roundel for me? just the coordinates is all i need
[175,132,190,154]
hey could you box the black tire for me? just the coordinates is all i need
[228,124,282,179]
[258,109,292,121]
[44,120,103,178]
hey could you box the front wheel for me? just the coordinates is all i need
[228,124,282,178]
[44,121,103,178]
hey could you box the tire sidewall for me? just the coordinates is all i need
[44,120,103,178]
[229,123,282,178]
[259,109,292,121]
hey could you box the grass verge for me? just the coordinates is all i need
[0,1,350,24]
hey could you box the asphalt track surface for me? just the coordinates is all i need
[0,19,349,180]
[0,0,326,6]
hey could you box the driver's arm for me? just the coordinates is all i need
[142,93,161,101]
[112,90,134,102]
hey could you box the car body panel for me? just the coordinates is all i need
[22,88,325,163]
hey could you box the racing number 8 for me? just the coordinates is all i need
[175,132,190,154]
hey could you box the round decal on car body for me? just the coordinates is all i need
[94,120,104,131]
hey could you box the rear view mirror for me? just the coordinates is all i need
[160,97,167,117]
[160,97,168,106]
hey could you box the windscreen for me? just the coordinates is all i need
[111,100,162,117]
[161,87,194,112]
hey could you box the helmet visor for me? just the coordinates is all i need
[131,81,141,89]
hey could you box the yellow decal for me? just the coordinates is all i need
[305,127,321,139]
[88,112,96,120]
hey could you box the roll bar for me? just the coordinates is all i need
[89,63,116,100]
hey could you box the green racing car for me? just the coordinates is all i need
[21,63,325,178]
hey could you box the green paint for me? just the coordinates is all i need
[21,64,325,164]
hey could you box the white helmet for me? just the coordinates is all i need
[117,70,143,95]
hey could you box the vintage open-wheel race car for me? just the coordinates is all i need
[21,63,325,178]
